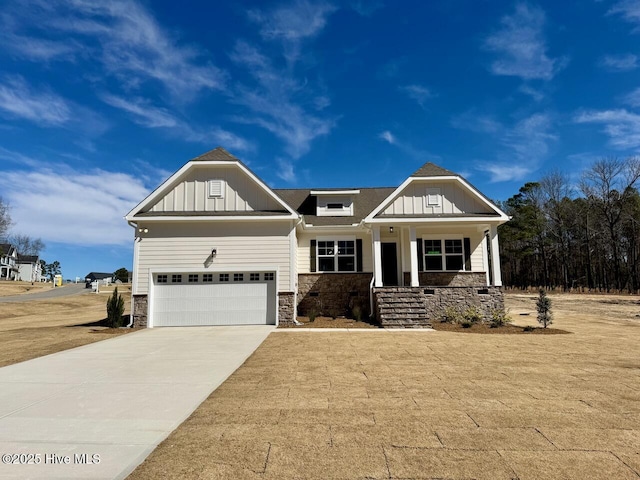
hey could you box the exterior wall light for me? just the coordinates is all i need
[211,248,217,256]
[389,226,394,233]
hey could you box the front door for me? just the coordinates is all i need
[381,242,398,286]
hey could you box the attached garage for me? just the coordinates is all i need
[149,271,277,327]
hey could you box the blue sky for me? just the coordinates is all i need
[1,0,640,279]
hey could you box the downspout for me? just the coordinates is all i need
[360,220,376,319]
[292,216,304,326]
[127,221,139,328]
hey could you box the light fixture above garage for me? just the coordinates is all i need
[389,226,394,233]
[211,248,217,257]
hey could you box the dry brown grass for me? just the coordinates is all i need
[0,280,52,297]
[128,292,640,480]
[0,291,134,367]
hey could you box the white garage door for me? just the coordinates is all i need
[151,272,276,326]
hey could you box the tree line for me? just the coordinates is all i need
[498,157,640,293]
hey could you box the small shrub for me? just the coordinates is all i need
[307,309,318,323]
[106,286,125,328]
[536,289,553,328]
[351,304,362,321]
[462,306,483,324]
[523,325,535,332]
[460,320,473,328]
[490,308,512,328]
[442,306,461,324]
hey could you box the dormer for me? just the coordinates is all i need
[310,190,360,217]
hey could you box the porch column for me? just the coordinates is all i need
[409,226,419,287]
[373,226,383,287]
[482,230,490,285]
[490,225,502,286]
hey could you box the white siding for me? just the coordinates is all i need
[134,221,293,294]
[148,166,283,213]
[382,180,494,216]
[297,229,373,273]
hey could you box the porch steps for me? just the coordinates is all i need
[374,287,432,328]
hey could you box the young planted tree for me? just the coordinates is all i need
[106,286,125,328]
[536,289,553,328]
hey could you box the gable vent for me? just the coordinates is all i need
[208,179,225,198]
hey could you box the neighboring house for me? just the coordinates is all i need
[84,272,113,287]
[126,147,509,328]
[0,243,18,281]
[17,254,42,282]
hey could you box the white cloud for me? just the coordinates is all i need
[599,53,639,72]
[399,84,434,107]
[5,0,225,102]
[379,130,396,144]
[229,41,335,159]
[484,2,567,80]
[101,94,179,128]
[100,93,252,151]
[276,158,296,182]
[608,0,640,29]
[623,87,640,107]
[350,1,384,16]
[450,112,502,134]
[0,76,70,126]
[479,164,532,182]
[574,109,640,149]
[519,84,545,101]
[248,0,337,65]
[452,111,556,181]
[0,166,148,246]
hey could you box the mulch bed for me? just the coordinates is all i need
[431,322,570,334]
[280,316,379,328]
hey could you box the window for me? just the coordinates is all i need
[317,240,356,272]
[234,273,244,282]
[264,272,274,281]
[219,273,229,282]
[250,273,260,281]
[327,202,344,209]
[188,274,199,283]
[208,179,225,198]
[172,274,182,283]
[423,239,464,271]
[157,274,168,283]
[203,274,213,282]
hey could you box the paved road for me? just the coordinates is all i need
[0,325,274,479]
[0,283,88,303]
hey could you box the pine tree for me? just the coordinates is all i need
[106,287,125,328]
[536,289,553,328]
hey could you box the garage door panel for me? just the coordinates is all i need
[152,273,276,327]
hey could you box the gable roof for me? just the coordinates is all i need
[192,147,238,162]
[85,272,113,280]
[411,162,457,177]
[0,244,16,255]
[275,187,395,226]
[17,254,39,263]
[126,147,298,221]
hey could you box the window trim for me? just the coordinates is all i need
[422,236,465,272]
[316,236,357,273]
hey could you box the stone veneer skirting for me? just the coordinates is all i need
[278,292,296,326]
[132,294,148,328]
[375,285,504,326]
[402,271,487,287]
[297,273,373,318]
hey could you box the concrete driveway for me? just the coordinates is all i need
[0,325,274,479]
[0,284,88,303]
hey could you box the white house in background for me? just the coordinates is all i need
[126,147,509,328]
[17,254,42,282]
[0,243,18,281]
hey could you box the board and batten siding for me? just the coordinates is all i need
[134,221,293,294]
[297,230,373,273]
[148,166,283,213]
[382,181,493,216]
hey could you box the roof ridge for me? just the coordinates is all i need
[411,162,458,177]
[191,146,238,161]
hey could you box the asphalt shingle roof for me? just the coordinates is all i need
[191,147,238,161]
[411,162,457,177]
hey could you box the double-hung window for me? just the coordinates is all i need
[317,240,356,272]
[423,239,464,271]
